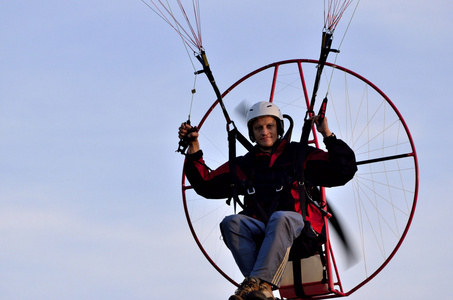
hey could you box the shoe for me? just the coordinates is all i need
[228,277,261,300]
[246,281,274,300]
[245,291,267,300]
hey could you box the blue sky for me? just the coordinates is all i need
[1,1,452,299]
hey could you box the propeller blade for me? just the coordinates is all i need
[326,199,360,268]
[233,99,251,122]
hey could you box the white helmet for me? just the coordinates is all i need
[246,101,284,142]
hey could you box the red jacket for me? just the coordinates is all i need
[184,135,357,234]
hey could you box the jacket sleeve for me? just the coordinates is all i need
[304,135,357,187]
[184,150,234,199]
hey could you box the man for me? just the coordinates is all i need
[179,101,357,300]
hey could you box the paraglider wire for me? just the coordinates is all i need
[307,31,338,117]
[195,50,233,125]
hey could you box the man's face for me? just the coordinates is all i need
[252,116,278,152]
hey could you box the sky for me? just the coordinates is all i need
[1,1,453,299]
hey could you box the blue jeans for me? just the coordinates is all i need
[220,211,304,287]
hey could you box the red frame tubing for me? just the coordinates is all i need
[181,59,419,297]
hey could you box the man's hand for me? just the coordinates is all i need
[312,115,332,138]
[178,123,200,154]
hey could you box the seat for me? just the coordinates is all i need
[279,253,330,299]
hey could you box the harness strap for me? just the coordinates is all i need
[297,181,308,220]
[292,258,308,299]
[292,244,328,298]
[227,126,244,213]
[245,183,286,224]
[296,119,312,220]
[240,145,290,223]
[244,165,269,222]
[296,117,333,220]
[235,128,253,151]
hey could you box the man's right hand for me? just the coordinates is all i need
[178,123,200,154]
